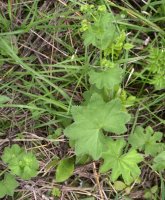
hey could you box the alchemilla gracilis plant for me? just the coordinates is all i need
[0,1,164,199]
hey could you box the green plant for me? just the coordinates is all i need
[63,3,165,187]
[152,151,165,171]
[147,47,165,90]
[80,5,118,50]
[0,1,164,198]
[55,157,75,182]
[0,144,39,198]
[52,187,61,198]
[100,139,143,185]
[0,173,19,198]
[2,144,39,180]
[63,4,137,185]
[89,66,123,90]
[64,94,130,160]
[128,126,164,156]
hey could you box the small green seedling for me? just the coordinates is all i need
[0,144,39,198]
[2,144,39,180]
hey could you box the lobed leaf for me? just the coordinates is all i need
[64,94,130,160]
[82,12,117,50]
[100,139,143,185]
[128,126,163,156]
[89,67,123,90]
